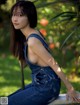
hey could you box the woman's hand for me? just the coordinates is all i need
[66,88,80,103]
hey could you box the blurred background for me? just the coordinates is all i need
[0,0,80,96]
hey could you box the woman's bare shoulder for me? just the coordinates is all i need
[27,36,42,47]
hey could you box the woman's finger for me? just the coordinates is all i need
[66,91,80,104]
[72,95,80,103]
[66,94,69,101]
[73,97,80,103]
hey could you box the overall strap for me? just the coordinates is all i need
[26,34,50,52]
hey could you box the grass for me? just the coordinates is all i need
[0,51,31,96]
[0,51,80,96]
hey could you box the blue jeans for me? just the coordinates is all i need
[8,67,61,105]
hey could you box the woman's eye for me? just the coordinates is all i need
[17,14,23,16]
[19,14,23,16]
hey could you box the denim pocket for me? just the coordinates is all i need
[35,68,53,85]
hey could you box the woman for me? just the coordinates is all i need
[8,1,80,105]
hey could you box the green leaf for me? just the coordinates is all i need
[50,12,76,22]
[36,1,59,8]
[60,24,80,49]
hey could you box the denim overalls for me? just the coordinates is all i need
[8,34,61,105]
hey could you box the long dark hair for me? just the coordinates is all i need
[10,1,37,61]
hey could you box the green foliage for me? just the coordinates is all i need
[0,24,10,50]
[36,0,80,74]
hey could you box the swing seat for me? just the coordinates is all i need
[48,92,80,105]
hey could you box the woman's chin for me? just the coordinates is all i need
[14,27,20,30]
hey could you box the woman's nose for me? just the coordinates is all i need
[12,16,18,22]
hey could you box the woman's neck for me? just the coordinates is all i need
[20,26,35,38]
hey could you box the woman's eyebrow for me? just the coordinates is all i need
[12,11,23,14]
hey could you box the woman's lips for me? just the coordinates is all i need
[13,23,19,25]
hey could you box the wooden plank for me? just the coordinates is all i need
[48,92,80,105]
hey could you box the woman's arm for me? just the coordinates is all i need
[28,37,80,102]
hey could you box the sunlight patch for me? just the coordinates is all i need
[0,86,19,96]
[25,80,31,84]
[0,77,6,83]
[14,66,19,71]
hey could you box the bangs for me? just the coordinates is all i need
[11,2,25,16]
[12,6,25,16]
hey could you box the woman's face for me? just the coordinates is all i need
[11,7,29,30]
